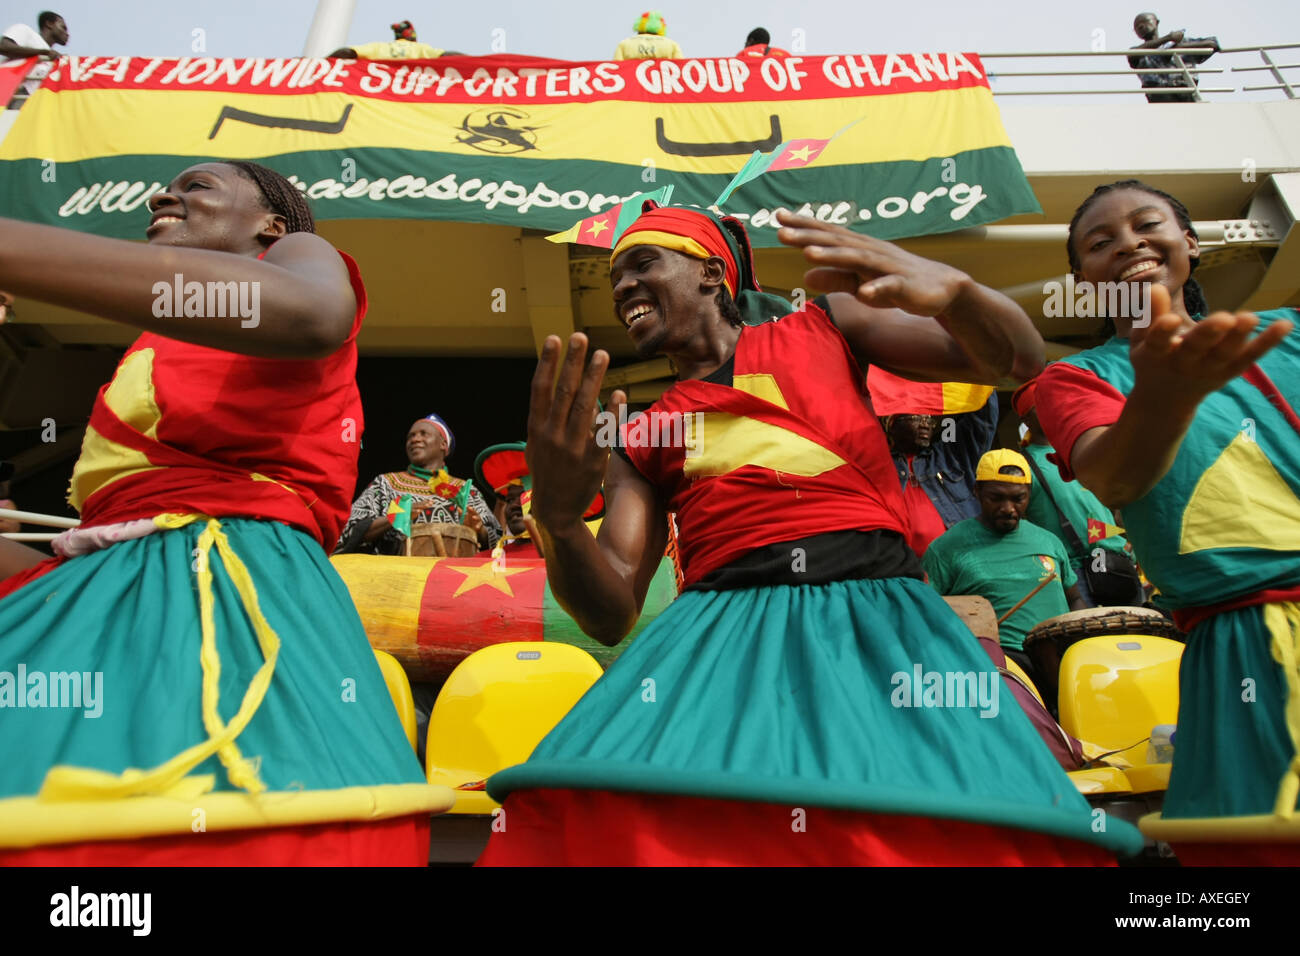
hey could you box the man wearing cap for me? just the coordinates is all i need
[476,205,1143,865]
[923,448,1086,679]
[1012,381,1144,607]
[336,414,500,554]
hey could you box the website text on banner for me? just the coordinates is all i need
[0,53,1040,245]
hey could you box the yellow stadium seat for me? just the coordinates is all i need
[1001,653,1047,710]
[1058,636,1182,793]
[426,642,604,814]
[373,649,418,752]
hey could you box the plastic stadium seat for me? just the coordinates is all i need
[1058,636,1182,792]
[373,649,418,752]
[426,642,604,814]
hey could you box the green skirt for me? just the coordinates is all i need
[1165,600,1300,819]
[489,575,1143,856]
[0,519,426,801]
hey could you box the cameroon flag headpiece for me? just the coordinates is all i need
[611,201,791,326]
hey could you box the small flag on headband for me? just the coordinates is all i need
[386,494,413,537]
[1087,518,1126,543]
[713,119,863,208]
[546,184,674,247]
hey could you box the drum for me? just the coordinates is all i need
[410,521,478,558]
[331,552,680,681]
[1024,606,1184,705]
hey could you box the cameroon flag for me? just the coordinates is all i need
[1087,517,1126,543]
[866,365,995,417]
[386,494,413,537]
[0,52,1039,246]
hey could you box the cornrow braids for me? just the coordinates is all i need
[1066,180,1209,331]
[717,284,743,328]
[221,160,316,239]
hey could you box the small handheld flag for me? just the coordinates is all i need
[546,185,674,248]
[712,118,864,208]
[453,479,474,523]
[386,494,413,537]
[867,366,995,417]
[1087,517,1126,543]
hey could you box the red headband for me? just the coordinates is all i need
[613,206,740,298]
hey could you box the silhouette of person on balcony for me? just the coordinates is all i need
[1,11,68,104]
[613,11,683,60]
[329,19,462,60]
[1128,12,1219,103]
[737,28,790,59]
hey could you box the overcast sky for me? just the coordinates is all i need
[10,0,1296,70]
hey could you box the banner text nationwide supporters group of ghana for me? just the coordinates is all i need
[0,52,1040,245]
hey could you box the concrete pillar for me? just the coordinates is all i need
[302,0,357,57]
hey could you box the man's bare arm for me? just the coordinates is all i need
[776,211,1044,384]
[527,333,667,646]
[539,454,668,646]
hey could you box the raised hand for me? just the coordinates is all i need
[775,210,970,317]
[1131,285,1293,400]
[526,333,626,529]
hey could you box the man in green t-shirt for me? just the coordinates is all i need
[1012,381,1144,607]
[923,449,1086,686]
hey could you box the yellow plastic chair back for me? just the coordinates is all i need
[373,649,418,752]
[426,642,604,814]
[1058,635,1182,774]
[1001,653,1046,710]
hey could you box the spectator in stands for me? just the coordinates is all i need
[0,291,13,324]
[1013,380,1145,607]
[923,449,1086,681]
[329,19,459,60]
[614,11,683,60]
[0,461,18,536]
[1128,12,1220,103]
[737,27,790,58]
[335,413,500,555]
[1,11,68,101]
[883,392,999,557]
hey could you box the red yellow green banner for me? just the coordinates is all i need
[0,53,1039,245]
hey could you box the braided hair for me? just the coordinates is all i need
[220,160,315,240]
[717,284,744,328]
[1066,180,1209,331]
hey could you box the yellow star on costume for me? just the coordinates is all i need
[442,562,536,598]
[586,218,611,239]
[785,144,818,164]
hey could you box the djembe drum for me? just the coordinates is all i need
[409,521,478,557]
[1024,606,1184,705]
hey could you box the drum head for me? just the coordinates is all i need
[1028,606,1183,643]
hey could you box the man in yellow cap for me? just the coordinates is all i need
[922,448,1086,684]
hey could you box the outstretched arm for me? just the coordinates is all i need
[1063,287,1292,508]
[528,333,668,646]
[0,222,357,358]
[0,39,57,59]
[777,211,1044,384]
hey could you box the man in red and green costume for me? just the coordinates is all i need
[478,203,1143,865]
